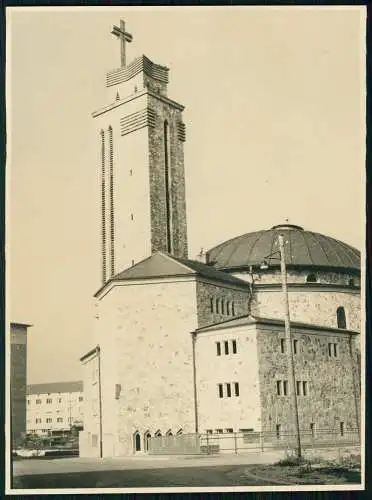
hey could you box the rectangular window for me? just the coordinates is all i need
[216,429,223,434]
[218,383,223,398]
[225,428,233,433]
[283,380,288,396]
[296,381,301,396]
[226,383,231,398]
[302,381,308,396]
[340,421,344,437]
[216,342,221,356]
[232,340,237,354]
[79,396,84,402]
[293,339,298,355]
[27,399,30,405]
[206,429,213,434]
[328,343,338,357]
[58,398,62,403]
[210,298,214,312]
[280,338,285,353]
[57,418,63,423]
[310,423,315,438]
[276,380,281,396]
[234,382,240,397]
[36,399,41,404]
[46,418,52,423]
[224,341,229,355]
[276,424,281,440]
[46,398,52,404]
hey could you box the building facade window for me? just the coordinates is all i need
[328,343,338,357]
[232,302,235,316]
[218,383,223,398]
[306,274,317,283]
[226,301,231,315]
[232,340,237,354]
[276,424,281,439]
[276,380,288,396]
[46,398,52,404]
[224,341,229,355]
[234,382,240,396]
[36,399,41,404]
[57,417,63,423]
[210,297,214,312]
[217,382,240,398]
[226,383,231,397]
[296,380,308,396]
[337,307,347,329]
[216,342,221,356]
[293,339,298,355]
[310,422,316,438]
[340,421,344,436]
[79,396,83,402]
[280,338,285,353]
[216,298,220,314]
[46,418,52,423]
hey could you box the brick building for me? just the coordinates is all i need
[79,21,361,457]
[26,381,84,436]
[10,322,31,447]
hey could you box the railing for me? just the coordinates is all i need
[148,429,360,455]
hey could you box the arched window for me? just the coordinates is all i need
[226,301,231,316]
[164,120,173,253]
[166,429,173,436]
[210,297,214,313]
[306,274,317,283]
[176,428,183,435]
[155,430,162,437]
[133,431,141,452]
[216,298,220,314]
[337,307,347,329]
[144,431,151,452]
[221,299,225,315]
[232,302,235,316]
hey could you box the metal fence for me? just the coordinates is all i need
[148,429,360,455]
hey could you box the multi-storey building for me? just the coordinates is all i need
[26,381,84,435]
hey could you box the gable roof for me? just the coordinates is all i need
[27,381,83,395]
[195,314,359,335]
[95,252,249,296]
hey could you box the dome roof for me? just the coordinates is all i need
[207,224,360,272]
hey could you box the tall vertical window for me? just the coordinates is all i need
[276,424,281,440]
[337,307,347,329]
[310,423,316,438]
[224,341,229,355]
[232,340,237,354]
[163,120,173,253]
[108,126,115,277]
[280,338,285,353]
[100,129,106,284]
[226,383,232,398]
[216,342,221,356]
[216,299,220,314]
[226,301,231,316]
[218,384,223,398]
[234,382,240,396]
[210,297,214,312]
[293,339,298,355]
[221,300,225,315]
[232,302,235,316]
[340,421,344,437]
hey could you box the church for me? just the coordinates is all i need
[79,21,361,458]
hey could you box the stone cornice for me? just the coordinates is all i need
[92,89,184,119]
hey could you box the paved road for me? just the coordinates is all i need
[13,464,281,489]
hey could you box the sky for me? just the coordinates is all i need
[7,6,366,384]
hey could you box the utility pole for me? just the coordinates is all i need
[278,234,302,459]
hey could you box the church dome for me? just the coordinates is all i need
[206,224,360,273]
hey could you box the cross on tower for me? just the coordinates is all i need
[111,20,133,67]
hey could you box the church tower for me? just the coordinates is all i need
[93,21,188,284]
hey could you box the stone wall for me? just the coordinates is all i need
[10,324,28,448]
[95,277,198,456]
[250,288,361,332]
[256,324,360,434]
[196,280,250,328]
[148,93,188,259]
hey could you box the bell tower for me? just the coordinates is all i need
[93,20,188,284]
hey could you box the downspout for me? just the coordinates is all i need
[96,345,103,458]
[191,332,199,434]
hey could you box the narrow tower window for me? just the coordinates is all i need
[337,307,347,329]
[108,126,115,277]
[163,120,173,253]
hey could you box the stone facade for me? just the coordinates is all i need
[10,323,30,447]
[256,323,360,434]
[196,280,250,328]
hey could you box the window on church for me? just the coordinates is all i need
[234,382,240,396]
[225,428,233,433]
[221,300,225,315]
[216,298,220,314]
[276,380,288,396]
[210,297,214,312]
[328,342,338,357]
[293,339,298,355]
[226,301,230,315]
[306,274,317,283]
[232,302,236,316]
[340,421,344,437]
[176,429,183,435]
[337,307,347,329]
[224,341,229,355]
[296,380,309,396]
[57,417,63,423]
[216,342,221,356]
[46,418,52,423]
[226,383,232,398]
[163,120,173,253]
[218,384,223,398]
[155,430,162,437]
[36,399,41,404]
[79,396,83,402]
[280,338,285,353]
[232,340,237,354]
[46,399,52,404]
[216,429,223,434]
[206,429,213,434]
[144,431,151,451]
